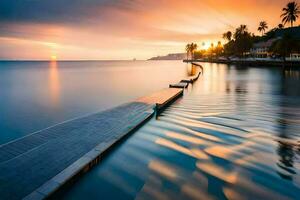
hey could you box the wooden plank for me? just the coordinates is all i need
[137,88,183,107]
[169,82,189,88]
[180,79,193,83]
[0,88,184,200]
[182,72,201,83]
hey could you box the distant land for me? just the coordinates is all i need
[148,53,186,60]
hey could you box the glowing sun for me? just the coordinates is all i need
[51,55,57,61]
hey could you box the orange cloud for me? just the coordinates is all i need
[0,0,291,60]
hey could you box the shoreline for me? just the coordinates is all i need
[184,59,300,68]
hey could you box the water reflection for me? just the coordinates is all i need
[48,61,60,107]
[186,64,197,76]
[148,160,178,180]
[58,63,300,200]
[0,61,188,144]
[276,68,300,181]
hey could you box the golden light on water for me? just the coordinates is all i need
[148,160,177,180]
[49,61,60,106]
[196,162,238,184]
[155,137,209,160]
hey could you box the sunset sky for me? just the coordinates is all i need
[0,0,293,60]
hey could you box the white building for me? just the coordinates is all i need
[286,53,300,61]
[250,38,278,58]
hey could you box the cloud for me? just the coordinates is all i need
[0,0,111,24]
[0,0,291,59]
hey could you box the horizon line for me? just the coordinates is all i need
[0,59,150,62]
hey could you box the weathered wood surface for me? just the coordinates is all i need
[169,82,189,88]
[137,88,183,106]
[181,72,201,83]
[0,88,183,200]
[180,79,193,83]
[171,68,201,88]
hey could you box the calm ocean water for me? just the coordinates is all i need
[58,63,300,200]
[1,61,300,199]
[0,60,187,144]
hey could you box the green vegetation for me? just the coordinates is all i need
[270,33,300,61]
[222,31,232,41]
[281,1,300,27]
[258,21,268,36]
[185,1,300,60]
[185,43,198,59]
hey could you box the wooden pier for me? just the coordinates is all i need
[180,72,201,83]
[0,88,183,200]
[169,71,201,88]
[0,63,202,200]
[169,82,189,88]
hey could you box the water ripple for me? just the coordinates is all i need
[60,64,300,200]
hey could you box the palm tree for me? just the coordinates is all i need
[185,43,198,59]
[190,43,198,59]
[232,25,252,57]
[185,44,191,59]
[281,1,300,27]
[234,24,248,39]
[222,31,232,41]
[209,43,215,57]
[257,21,268,36]
[215,41,223,56]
